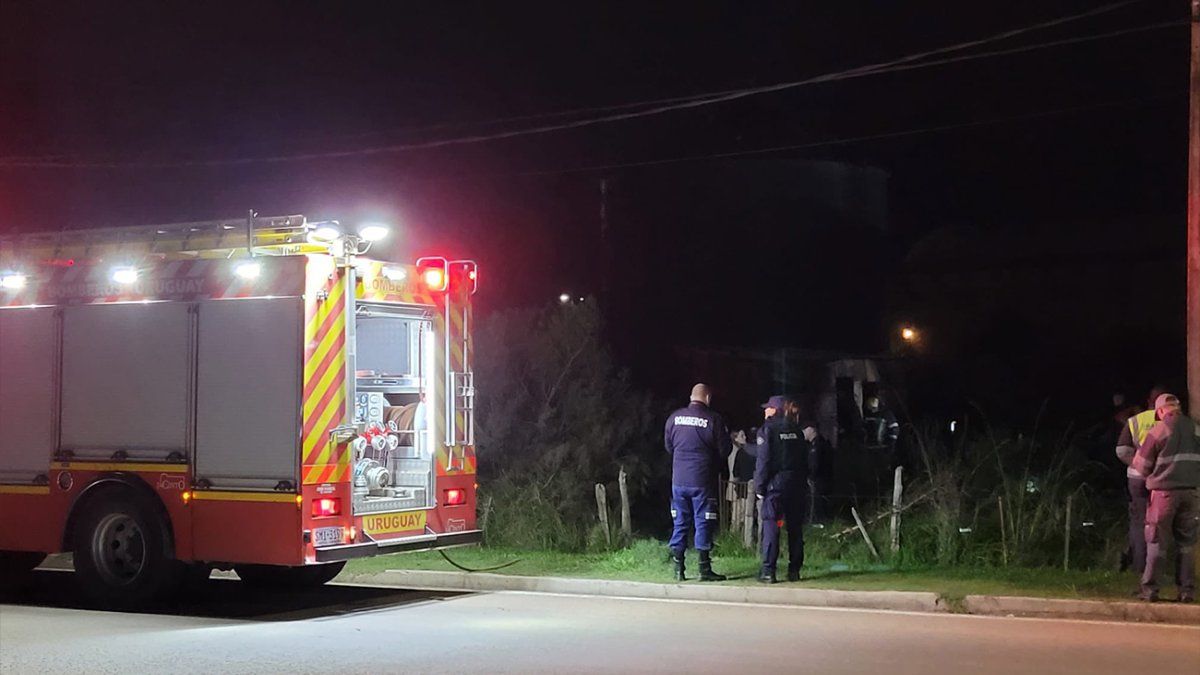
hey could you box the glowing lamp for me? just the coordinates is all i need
[444,488,467,506]
[423,268,445,289]
[234,261,261,280]
[451,260,478,295]
[311,497,341,518]
[900,326,917,342]
[358,224,390,242]
[0,273,27,290]
[111,267,139,284]
[415,257,449,292]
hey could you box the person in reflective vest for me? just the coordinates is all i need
[1115,386,1166,574]
[1132,393,1200,602]
[754,395,815,583]
[664,383,731,582]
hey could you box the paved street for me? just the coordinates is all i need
[2,571,1198,674]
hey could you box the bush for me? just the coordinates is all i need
[474,300,659,551]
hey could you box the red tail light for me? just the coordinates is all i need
[312,497,341,517]
[444,488,467,506]
[416,256,449,292]
[451,260,478,295]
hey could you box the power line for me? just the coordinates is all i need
[516,93,1184,177]
[0,1,1160,169]
[289,1,1155,144]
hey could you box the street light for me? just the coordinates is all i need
[900,326,918,342]
[558,293,571,304]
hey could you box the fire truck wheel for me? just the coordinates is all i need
[72,490,181,607]
[0,551,46,589]
[234,561,346,588]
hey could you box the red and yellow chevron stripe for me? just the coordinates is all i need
[302,255,350,485]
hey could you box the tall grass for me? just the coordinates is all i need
[902,407,1121,569]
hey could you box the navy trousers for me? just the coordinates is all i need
[669,485,718,552]
[761,485,808,573]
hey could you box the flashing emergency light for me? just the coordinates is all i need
[423,268,445,289]
[444,488,467,506]
[451,260,478,295]
[382,266,406,281]
[0,273,27,290]
[234,261,261,280]
[312,497,341,518]
[111,267,139,284]
[416,256,449,292]
[358,223,390,242]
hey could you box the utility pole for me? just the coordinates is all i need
[1189,0,1200,420]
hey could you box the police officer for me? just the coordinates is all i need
[664,383,731,582]
[755,395,814,583]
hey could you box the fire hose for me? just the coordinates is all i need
[437,549,521,573]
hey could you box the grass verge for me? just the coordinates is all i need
[344,538,1139,601]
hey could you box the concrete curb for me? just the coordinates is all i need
[344,569,946,613]
[343,569,1200,624]
[962,594,1200,624]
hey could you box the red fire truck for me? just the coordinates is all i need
[0,214,479,604]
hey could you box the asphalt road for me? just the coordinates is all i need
[2,571,1198,674]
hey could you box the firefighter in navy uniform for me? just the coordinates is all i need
[755,395,815,583]
[664,383,732,582]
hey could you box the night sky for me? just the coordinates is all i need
[1,1,1192,415]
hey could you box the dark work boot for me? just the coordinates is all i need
[698,550,726,582]
[786,568,801,582]
[757,567,777,584]
[671,549,686,582]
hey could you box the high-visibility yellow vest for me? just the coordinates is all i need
[1128,409,1157,446]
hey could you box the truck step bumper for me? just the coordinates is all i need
[314,529,482,562]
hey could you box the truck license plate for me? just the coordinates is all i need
[313,526,344,547]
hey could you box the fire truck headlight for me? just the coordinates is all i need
[234,261,261,280]
[0,273,27,290]
[111,267,139,284]
[358,223,390,242]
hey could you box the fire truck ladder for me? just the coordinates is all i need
[0,213,327,262]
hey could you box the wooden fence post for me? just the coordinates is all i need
[595,483,611,547]
[851,506,881,562]
[890,466,903,555]
[1063,494,1072,572]
[618,467,632,541]
[998,496,1007,567]
[739,487,748,547]
[480,494,494,533]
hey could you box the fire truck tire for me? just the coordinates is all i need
[71,490,182,607]
[234,561,346,588]
[0,551,46,589]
